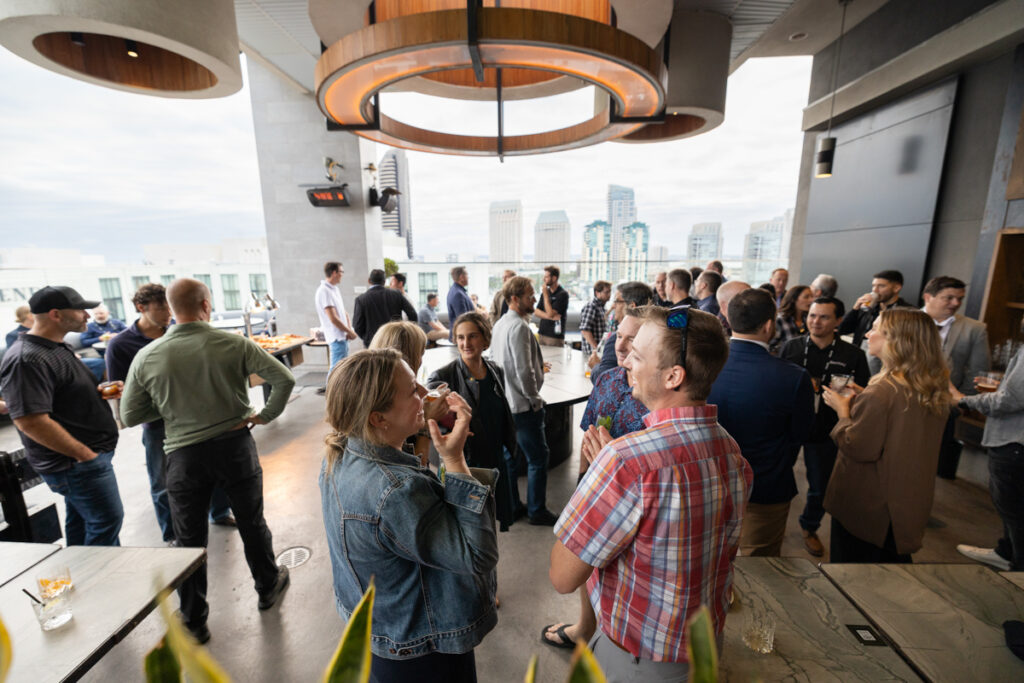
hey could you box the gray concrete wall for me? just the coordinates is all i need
[927,53,1013,287]
[246,57,381,344]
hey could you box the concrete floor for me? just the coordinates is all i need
[1,368,1003,683]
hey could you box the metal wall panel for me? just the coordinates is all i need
[800,79,957,308]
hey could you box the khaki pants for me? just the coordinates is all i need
[425,328,448,342]
[538,334,563,347]
[739,500,791,557]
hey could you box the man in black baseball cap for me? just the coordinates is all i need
[29,286,101,314]
[0,284,124,546]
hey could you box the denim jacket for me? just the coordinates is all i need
[319,437,499,659]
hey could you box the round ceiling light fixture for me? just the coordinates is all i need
[315,7,667,157]
[614,10,732,144]
[0,0,242,98]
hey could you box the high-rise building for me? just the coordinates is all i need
[607,185,637,280]
[687,222,722,263]
[581,220,612,282]
[621,222,650,282]
[534,210,571,266]
[649,245,669,271]
[489,200,522,271]
[742,209,794,283]
[378,148,413,259]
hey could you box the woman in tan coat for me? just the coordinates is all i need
[822,308,950,562]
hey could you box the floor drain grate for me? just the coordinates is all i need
[276,546,311,569]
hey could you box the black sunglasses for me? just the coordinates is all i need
[666,305,690,378]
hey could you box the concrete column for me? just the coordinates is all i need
[246,56,381,341]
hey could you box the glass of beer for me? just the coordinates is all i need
[976,372,1003,393]
[424,381,448,403]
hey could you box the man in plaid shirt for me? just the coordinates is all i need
[579,280,611,355]
[550,305,752,680]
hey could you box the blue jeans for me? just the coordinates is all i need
[989,442,1024,571]
[40,450,123,546]
[144,423,232,542]
[512,407,549,517]
[799,440,837,533]
[329,339,350,372]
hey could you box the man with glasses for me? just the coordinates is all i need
[708,288,815,556]
[550,304,752,679]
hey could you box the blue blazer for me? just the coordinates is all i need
[707,339,814,504]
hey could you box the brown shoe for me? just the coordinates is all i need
[802,530,824,557]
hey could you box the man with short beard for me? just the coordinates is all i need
[0,286,124,546]
[491,276,557,526]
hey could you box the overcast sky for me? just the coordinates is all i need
[0,47,810,262]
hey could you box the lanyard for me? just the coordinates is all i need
[803,335,837,374]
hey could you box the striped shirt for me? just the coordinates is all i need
[555,405,752,662]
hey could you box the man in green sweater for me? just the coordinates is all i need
[121,278,296,644]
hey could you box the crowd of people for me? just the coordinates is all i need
[0,259,1020,682]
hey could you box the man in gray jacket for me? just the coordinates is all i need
[491,276,557,526]
[922,276,990,478]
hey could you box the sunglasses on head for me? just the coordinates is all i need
[666,305,690,377]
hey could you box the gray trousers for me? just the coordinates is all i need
[588,632,691,683]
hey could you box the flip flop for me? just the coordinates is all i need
[540,623,576,650]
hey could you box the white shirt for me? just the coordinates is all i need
[923,307,955,344]
[315,279,350,343]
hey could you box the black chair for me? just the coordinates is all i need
[0,448,61,542]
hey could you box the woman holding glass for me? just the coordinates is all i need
[428,312,520,531]
[823,308,950,562]
[320,348,498,683]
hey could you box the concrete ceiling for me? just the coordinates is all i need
[235,0,890,94]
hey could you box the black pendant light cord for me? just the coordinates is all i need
[826,0,850,137]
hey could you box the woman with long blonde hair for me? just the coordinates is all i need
[823,307,951,562]
[319,349,498,683]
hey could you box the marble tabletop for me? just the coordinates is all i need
[0,541,60,587]
[721,557,920,681]
[822,563,1024,682]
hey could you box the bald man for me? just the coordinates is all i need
[716,280,751,334]
[121,278,295,644]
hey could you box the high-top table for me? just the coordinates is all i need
[821,563,1024,682]
[420,345,593,468]
[0,541,60,587]
[0,545,205,682]
[721,558,920,681]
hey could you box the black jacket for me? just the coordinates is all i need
[429,357,520,530]
[352,286,418,347]
[837,297,910,348]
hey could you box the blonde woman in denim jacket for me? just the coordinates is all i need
[320,348,498,683]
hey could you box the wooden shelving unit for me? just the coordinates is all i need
[980,228,1024,353]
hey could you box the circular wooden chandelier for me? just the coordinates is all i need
[314,6,667,157]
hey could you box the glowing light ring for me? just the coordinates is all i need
[315,8,666,157]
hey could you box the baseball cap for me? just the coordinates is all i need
[28,286,101,314]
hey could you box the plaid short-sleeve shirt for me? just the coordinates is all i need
[578,297,607,355]
[555,405,752,662]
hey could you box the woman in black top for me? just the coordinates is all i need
[428,312,521,531]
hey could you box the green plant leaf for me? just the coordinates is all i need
[144,636,181,682]
[596,416,612,430]
[686,606,719,683]
[566,642,607,683]
[322,581,375,683]
[523,655,537,683]
[154,585,232,683]
[0,611,12,683]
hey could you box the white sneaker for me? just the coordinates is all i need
[956,544,1010,570]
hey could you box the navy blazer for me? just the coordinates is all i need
[707,339,815,505]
